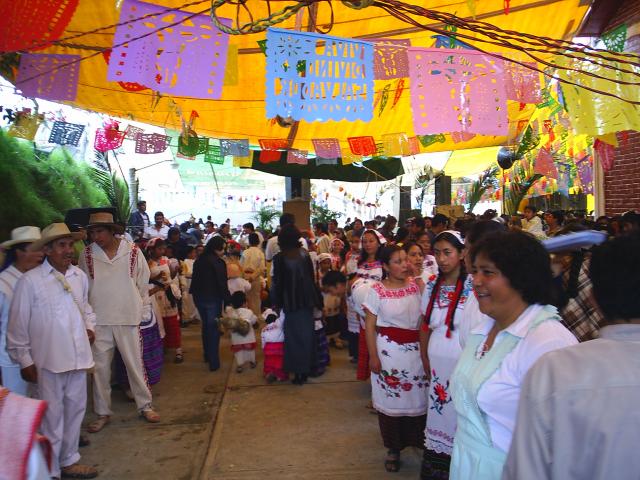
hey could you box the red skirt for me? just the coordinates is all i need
[162,315,181,348]
[263,342,286,380]
[357,325,370,381]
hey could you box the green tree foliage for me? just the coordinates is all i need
[468,166,499,213]
[311,203,343,225]
[252,205,281,234]
[88,167,131,224]
[0,130,108,238]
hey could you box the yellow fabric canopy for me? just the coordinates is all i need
[11,0,590,160]
[444,146,501,178]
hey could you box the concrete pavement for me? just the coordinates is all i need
[79,325,425,479]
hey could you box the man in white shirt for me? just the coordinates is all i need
[78,213,159,433]
[202,221,216,245]
[7,223,98,479]
[503,233,640,480]
[236,223,264,249]
[0,226,43,395]
[144,211,170,239]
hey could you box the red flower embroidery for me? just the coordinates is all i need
[435,383,448,403]
[385,375,400,388]
[401,382,413,391]
[428,274,437,282]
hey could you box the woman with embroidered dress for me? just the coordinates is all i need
[363,245,429,473]
[147,238,184,363]
[418,231,472,479]
[351,229,385,381]
[449,230,577,479]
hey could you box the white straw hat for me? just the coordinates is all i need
[1,226,41,249]
[32,223,83,250]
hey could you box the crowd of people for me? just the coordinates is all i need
[0,200,639,479]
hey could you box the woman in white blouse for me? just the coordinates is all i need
[449,230,577,479]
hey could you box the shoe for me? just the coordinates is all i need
[87,415,110,433]
[249,361,256,369]
[61,463,98,479]
[265,373,276,384]
[180,321,188,328]
[236,366,243,373]
[174,353,184,363]
[140,408,160,423]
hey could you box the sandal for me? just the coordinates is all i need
[384,450,400,473]
[87,415,110,434]
[61,463,98,479]
[79,434,90,447]
[174,353,184,364]
[140,408,160,423]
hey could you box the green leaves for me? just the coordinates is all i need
[251,206,281,233]
[88,168,130,224]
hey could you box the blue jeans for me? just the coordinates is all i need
[195,299,223,371]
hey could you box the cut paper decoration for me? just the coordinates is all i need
[372,38,411,80]
[341,148,362,165]
[451,131,476,143]
[102,50,149,91]
[257,39,268,54]
[431,35,473,50]
[316,156,338,166]
[534,147,558,179]
[94,128,126,152]
[378,84,391,116]
[16,53,80,101]
[312,138,341,159]
[48,121,84,146]
[505,62,541,104]
[593,139,616,171]
[601,24,627,53]
[265,28,374,122]
[108,0,232,99]
[204,144,224,164]
[392,78,405,109]
[124,125,145,140]
[220,139,249,157]
[259,138,288,164]
[135,133,169,154]
[348,136,377,156]
[408,48,508,136]
[233,155,253,168]
[417,133,446,148]
[382,133,409,156]
[576,156,593,194]
[287,149,308,165]
[223,45,239,86]
[0,0,79,52]
[557,163,571,196]
[407,136,420,155]
[197,137,210,155]
[8,111,43,141]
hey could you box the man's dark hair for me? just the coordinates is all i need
[278,224,302,251]
[412,216,426,229]
[243,222,255,231]
[205,221,214,229]
[154,211,164,218]
[465,220,507,246]
[204,236,226,255]
[279,213,296,227]
[231,291,247,309]
[321,270,346,287]
[314,222,328,234]
[550,210,565,224]
[431,214,449,228]
[137,200,146,207]
[589,234,640,321]
[470,230,554,305]
[523,205,537,214]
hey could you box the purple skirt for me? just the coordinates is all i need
[116,321,164,386]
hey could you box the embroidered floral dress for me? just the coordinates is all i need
[420,274,474,455]
[363,281,429,416]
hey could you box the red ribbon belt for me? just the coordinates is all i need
[377,327,419,344]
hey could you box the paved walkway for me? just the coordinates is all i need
[79,325,424,479]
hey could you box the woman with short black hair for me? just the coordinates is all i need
[449,230,577,479]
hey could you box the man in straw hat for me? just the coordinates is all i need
[0,226,43,395]
[78,212,159,433]
[7,223,98,479]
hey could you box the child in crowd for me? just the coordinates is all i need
[322,270,351,356]
[261,308,287,383]
[180,246,200,324]
[227,262,251,295]
[330,237,344,271]
[224,291,257,373]
[343,235,361,277]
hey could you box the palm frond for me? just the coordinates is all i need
[468,166,499,212]
[504,173,543,215]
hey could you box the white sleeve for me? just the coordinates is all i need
[81,272,97,331]
[361,286,381,316]
[7,277,35,368]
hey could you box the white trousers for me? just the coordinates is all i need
[234,349,256,366]
[1,364,28,396]
[38,369,86,478]
[93,325,152,415]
